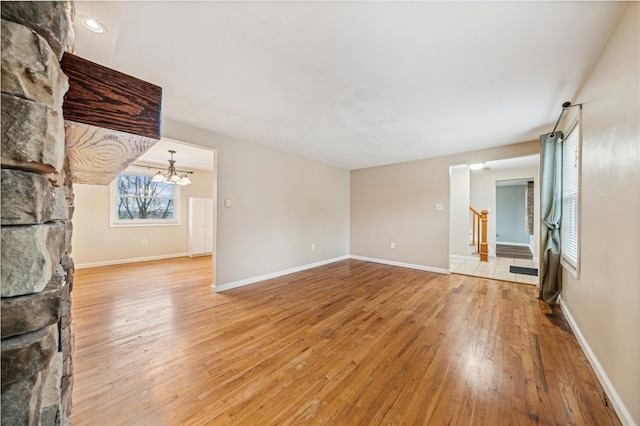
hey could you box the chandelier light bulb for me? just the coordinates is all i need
[147,150,192,185]
[152,171,165,182]
[177,175,192,186]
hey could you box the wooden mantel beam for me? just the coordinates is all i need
[60,53,162,185]
[61,53,161,139]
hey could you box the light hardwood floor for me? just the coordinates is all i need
[71,257,619,425]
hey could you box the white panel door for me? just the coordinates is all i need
[188,197,213,256]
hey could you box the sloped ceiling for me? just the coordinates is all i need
[73,1,625,170]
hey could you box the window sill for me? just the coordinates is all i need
[561,259,580,279]
[110,221,181,228]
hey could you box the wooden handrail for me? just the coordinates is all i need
[469,207,489,261]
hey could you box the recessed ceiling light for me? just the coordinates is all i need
[81,17,106,34]
[469,163,484,170]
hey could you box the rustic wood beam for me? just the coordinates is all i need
[60,52,162,139]
[60,53,162,185]
[64,122,158,185]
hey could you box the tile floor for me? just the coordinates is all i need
[450,255,539,285]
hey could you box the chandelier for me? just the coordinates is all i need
[151,150,193,186]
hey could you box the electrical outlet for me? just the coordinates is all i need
[390,242,395,249]
[142,239,148,246]
[311,243,316,251]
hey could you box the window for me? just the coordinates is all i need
[561,117,580,276]
[110,172,181,227]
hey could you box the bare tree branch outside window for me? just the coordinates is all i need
[116,174,175,220]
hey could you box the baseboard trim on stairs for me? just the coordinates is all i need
[497,241,530,247]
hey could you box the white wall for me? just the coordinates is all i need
[162,118,351,287]
[560,3,639,424]
[449,165,471,257]
[72,168,214,267]
[470,162,539,258]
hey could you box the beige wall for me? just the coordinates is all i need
[350,141,539,270]
[163,119,351,287]
[69,7,639,420]
[469,159,540,258]
[72,168,215,266]
[560,3,639,424]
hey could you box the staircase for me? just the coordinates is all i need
[469,207,489,261]
[496,244,533,260]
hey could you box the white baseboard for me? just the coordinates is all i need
[188,252,213,258]
[216,255,449,293]
[559,296,634,425]
[349,255,450,275]
[75,253,188,269]
[215,255,350,292]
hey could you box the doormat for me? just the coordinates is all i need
[510,266,538,276]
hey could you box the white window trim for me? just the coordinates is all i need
[109,167,182,228]
[560,108,581,279]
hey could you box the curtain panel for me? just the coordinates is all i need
[539,132,563,304]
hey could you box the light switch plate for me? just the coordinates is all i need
[435,203,444,211]
[224,198,232,208]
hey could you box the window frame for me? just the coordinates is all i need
[109,168,182,228]
[560,109,581,278]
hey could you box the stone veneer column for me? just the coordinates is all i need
[1,2,75,425]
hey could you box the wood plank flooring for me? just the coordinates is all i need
[71,257,619,425]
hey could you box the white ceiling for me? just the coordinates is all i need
[484,154,539,173]
[72,1,625,170]
[135,138,214,172]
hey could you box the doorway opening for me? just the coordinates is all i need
[71,138,218,287]
[495,179,535,260]
[449,154,540,285]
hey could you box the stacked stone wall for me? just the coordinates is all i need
[1,2,75,424]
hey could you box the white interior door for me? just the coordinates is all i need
[188,197,213,256]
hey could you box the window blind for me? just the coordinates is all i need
[561,124,579,268]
